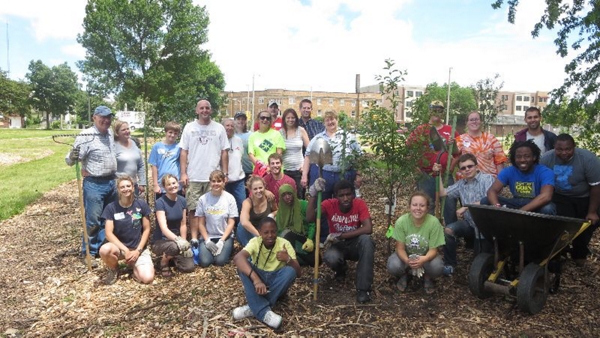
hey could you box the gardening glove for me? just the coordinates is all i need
[69,146,80,162]
[182,248,193,258]
[323,233,341,250]
[190,239,199,249]
[302,238,314,252]
[308,178,326,197]
[175,236,190,252]
[205,240,218,255]
[215,239,224,255]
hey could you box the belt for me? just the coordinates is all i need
[85,175,116,181]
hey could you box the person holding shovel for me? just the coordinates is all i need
[307,179,374,303]
[65,105,117,268]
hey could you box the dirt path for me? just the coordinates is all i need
[1,181,599,337]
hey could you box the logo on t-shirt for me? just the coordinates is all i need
[259,139,274,153]
[554,165,573,191]
[406,233,429,255]
[515,181,535,198]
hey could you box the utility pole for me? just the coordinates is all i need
[251,74,255,128]
[355,74,360,122]
[446,67,452,124]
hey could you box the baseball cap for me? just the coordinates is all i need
[93,106,114,117]
[234,111,247,119]
[429,100,444,109]
[267,99,279,108]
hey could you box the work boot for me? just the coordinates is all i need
[357,290,371,303]
[103,268,118,285]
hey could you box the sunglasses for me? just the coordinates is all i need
[259,116,271,121]
[459,164,476,171]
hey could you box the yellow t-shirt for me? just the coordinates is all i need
[244,237,296,272]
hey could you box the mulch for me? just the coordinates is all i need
[1,180,600,337]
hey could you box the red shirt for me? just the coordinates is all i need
[321,198,370,234]
[408,123,459,174]
[264,173,296,205]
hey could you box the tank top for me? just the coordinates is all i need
[281,127,305,171]
[249,198,273,228]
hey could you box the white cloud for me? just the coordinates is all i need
[61,43,86,59]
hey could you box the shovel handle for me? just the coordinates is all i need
[313,190,323,301]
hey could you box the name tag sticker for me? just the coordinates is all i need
[114,212,125,220]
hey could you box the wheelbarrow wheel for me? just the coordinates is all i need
[468,253,494,299]
[517,263,548,314]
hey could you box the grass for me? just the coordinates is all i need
[0,129,82,221]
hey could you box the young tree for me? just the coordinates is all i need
[411,82,477,130]
[492,1,600,152]
[26,61,80,129]
[471,73,505,129]
[77,0,226,122]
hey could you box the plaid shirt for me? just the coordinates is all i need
[299,118,325,140]
[445,172,495,227]
[66,125,117,177]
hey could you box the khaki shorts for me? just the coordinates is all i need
[119,248,153,267]
[186,181,210,210]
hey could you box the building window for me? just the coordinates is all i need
[258,97,264,104]
[340,99,345,105]
[524,106,529,111]
[288,97,295,104]
[350,100,355,107]
[362,100,368,107]
[416,91,423,97]
[351,110,356,117]
[317,98,321,105]
[406,101,413,107]
[328,98,334,105]
[524,96,530,102]
[317,109,322,116]
[502,95,509,100]
[516,105,522,111]
[407,90,414,97]
[516,96,522,101]
[376,100,382,105]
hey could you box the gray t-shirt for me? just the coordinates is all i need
[195,191,239,238]
[541,148,600,197]
[526,131,546,154]
[115,141,146,185]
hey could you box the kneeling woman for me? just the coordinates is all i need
[152,174,194,277]
[387,192,445,294]
[99,176,155,285]
[232,218,301,330]
[192,170,239,267]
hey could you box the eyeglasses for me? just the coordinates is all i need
[459,164,476,171]
[259,116,271,121]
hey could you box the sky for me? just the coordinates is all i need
[0,0,569,94]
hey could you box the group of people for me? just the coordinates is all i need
[65,99,600,330]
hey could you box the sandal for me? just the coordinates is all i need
[423,278,435,294]
[396,274,408,292]
[161,266,173,278]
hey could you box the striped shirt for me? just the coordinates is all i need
[445,172,495,227]
[65,125,117,177]
[305,129,362,173]
[299,118,325,140]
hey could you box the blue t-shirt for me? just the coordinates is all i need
[153,195,187,242]
[148,141,181,192]
[101,199,152,249]
[498,164,554,199]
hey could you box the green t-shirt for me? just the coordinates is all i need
[248,129,286,166]
[392,214,445,256]
[244,236,296,272]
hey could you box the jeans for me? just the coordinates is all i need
[284,169,304,199]
[238,266,297,321]
[416,172,457,225]
[308,164,357,242]
[82,177,116,256]
[443,220,475,267]
[198,238,234,267]
[387,252,444,280]
[236,223,256,247]
[480,196,556,215]
[226,179,246,216]
[323,234,374,291]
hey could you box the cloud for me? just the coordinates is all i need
[61,43,86,59]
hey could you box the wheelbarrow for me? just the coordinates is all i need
[466,204,591,314]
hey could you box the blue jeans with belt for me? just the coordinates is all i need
[82,177,116,256]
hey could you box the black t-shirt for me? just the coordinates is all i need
[153,195,187,242]
[101,199,151,249]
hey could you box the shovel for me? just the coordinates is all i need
[308,138,333,301]
[429,127,447,221]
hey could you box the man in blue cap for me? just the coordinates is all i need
[65,105,117,267]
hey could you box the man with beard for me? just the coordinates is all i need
[514,107,557,155]
[541,134,600,266]
[483,140,556,215]
[307,179,374,303]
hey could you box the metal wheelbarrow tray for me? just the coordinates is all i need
[465,204,590,314]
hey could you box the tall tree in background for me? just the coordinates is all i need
[471,73,505,129]
[26,61,80,129]
[77,0,226,125]
[0,70,31,120]
[492,0,600,152]
[411,82,477,131]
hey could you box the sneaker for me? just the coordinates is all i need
[357,290,371,303]
[443,265,455,276]
[80,256,98,269]
[103,268,118,285]
[232,305,253,320]
[262,310,282,329]
[396,274,408,292]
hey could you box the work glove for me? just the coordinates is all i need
[308,178,327,197]
[190,239,199,249]
[323,233,341,250]
[302,238,314,253]
[182,248,193,258]
[205,240,218,255]
[215,239,224,255]
[175,236,190,252]
[69,146,80,162]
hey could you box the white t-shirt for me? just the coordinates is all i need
[228,135,245,182]
[179,120,229,182]
[195,191,238,238]
[526,131,546,154]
